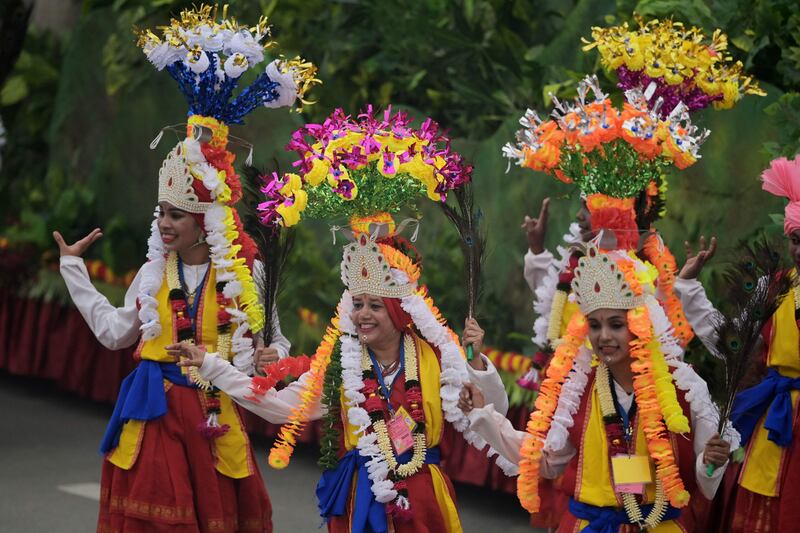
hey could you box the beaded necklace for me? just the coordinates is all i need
[166,252,233,438]
[596,364,669,529]
[360,334,426,519]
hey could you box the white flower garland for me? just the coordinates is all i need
[532,223,582,346]
[138,215,167,340]
[338,292,399,504]
[141,155,258,374]
[399,291,519,476]
[543,345,593,453]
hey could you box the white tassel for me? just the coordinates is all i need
[245,144,253,166]
[149,129,165,149]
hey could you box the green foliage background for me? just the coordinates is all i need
[2,0,799,358]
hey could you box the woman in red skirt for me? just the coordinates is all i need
[52,6,317,531]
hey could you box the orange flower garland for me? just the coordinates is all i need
[642,233,694,346]
[626,306,690,508]
[268,318,341,469]
[517,312,589,513]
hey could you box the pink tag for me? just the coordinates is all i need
[615,483,645,495]
[387,415,414,455]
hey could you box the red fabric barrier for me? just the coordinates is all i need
[0,290,523,494]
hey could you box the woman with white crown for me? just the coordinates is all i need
[459,241,738,532]
[172,212,509,533]
[51,6,318,531]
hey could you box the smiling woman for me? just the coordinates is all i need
[462,243,737,532]
[46,6,317,531]
[172,214,510,533]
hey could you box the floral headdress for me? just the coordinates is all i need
[583,16,765,118]
[136,5,319,376]
[257,106,472,227]
[504,75,699,344]
[761,155,800,235]
[255,106,512,520]
[517,243,731,521]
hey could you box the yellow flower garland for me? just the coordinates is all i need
[165,252,221,390]
[219,206,265,333]
[626,306,690,508]
[269,317,341,469]
[367,335,427,478]
[546,289,568,343]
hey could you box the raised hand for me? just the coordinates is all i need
[521,197,550,254]
[679,236,717,279]
[52,228,103,257]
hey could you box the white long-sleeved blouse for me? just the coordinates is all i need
[197,351,509,425]
[467,375,729,500]
[59,255,291,358]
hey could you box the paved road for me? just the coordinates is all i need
[0,373,539,532]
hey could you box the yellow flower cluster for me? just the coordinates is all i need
[584,17,765,109]
[221,206,264,333]
[304,130,449,203]
[269,318,341,469]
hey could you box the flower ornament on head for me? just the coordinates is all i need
[257,106,472,227]
[136,5,320,377]
[583,16,765,117]
[760,155,800,235]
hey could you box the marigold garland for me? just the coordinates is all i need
[268,317,341,469]
[642,233,694,346]
[517,312,589,513]
[626,306,690,508]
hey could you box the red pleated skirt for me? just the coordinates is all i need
[327,464,459,533]
[97,385,272,532]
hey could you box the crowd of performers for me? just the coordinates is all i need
[48,6,800,533]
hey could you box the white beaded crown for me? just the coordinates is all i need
[571,245,645,315]
[157,142,212,213]
[341,233,415,298]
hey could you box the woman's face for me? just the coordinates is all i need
[576,200,593,242]
[157,202,203,253]
[351,294,400,348]
[587,308,633,367]
[789,230,800,271]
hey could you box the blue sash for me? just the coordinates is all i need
[568,498,680,533]
[99,360,193,454]
[316,446,441,533]
[731,368,800,447]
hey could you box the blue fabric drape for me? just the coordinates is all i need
[316,446,441,533]
[731,368,800,447]
[568,498,680,533]
[99,361,192,454]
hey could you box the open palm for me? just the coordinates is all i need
[52,228,103,257]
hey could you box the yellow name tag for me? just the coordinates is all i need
[611,454,653,485]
